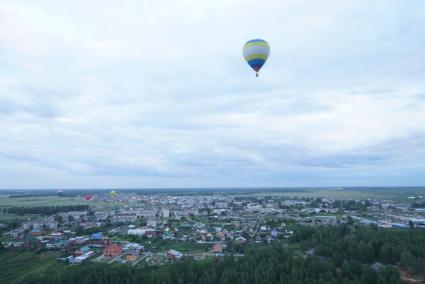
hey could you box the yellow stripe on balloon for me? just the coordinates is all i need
[244,53,268,61]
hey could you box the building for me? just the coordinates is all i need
[5,229,26,240]
[147,217,157,228]
[65,211,88,220]
[91,232,103,241]
[21,222,32,231]
[94,211,111,221]
[166,249,183,261]
[162,209,170,218]
[126,254,138,262]
[80,221,101,230]
[30,228,42,236]
[112,213,137,224]
[123,243,144,253]
[216,231,226,241]
[22,217,58,232]
[128,228,146,236]
[123,243,143,262]
[74,246,90,257]
[408,218,425,228]
[104,241,123,257]
[140,210,156,218]
[235,236,247,244]
[68,251,94,263]
[392,222,409,229]
[211,243,223,253]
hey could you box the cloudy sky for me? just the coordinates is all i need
[0,0,425,189]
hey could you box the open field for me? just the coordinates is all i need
[0,196,89,223]
[232,188,425,201]
[114,235,211,254]
[147,239,210,253]
[0,187,424,213]
[0,196,87,208]
[234,189,387,200]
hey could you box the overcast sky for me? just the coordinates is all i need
[0,0,425,189]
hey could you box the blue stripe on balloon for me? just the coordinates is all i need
[248,58,265,69]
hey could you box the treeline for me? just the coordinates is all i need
[18,243,400,283]
[291,225,425,277]
[18,248,401,284]
[9,193,57,198]
[13,225,425,284]
[8,205,89,216]
[411,202,425,208]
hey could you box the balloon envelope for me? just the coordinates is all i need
[243,39,270,75]
[84,195,92,201]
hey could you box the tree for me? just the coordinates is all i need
[54,214,63,224]
[67,215,75,223]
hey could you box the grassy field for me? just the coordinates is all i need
[0,196,86,208]
[237,189,387,199]
[0,251,64,283]
[0,196,88,224]
[0,188,423,213]
[233,188,425,201]
[147,239,210,253]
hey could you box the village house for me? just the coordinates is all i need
[104,240,123,258]
[146,217,157,228]
[5,229,26,240]
[235,236,247,244]
[112,213,137,224]
[211,243,224,254]
[123,243,144,262]
[62,211,88,221]
[94,211,111,220]
[166,249,183,261]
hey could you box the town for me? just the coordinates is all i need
[2,189,425,267]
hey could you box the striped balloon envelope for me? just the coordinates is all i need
[243,39,270,77]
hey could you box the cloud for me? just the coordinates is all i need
[0,0,425,188]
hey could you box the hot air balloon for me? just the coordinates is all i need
[84,194,92,201]
[243,39,270,77]
[109,190,117,202]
